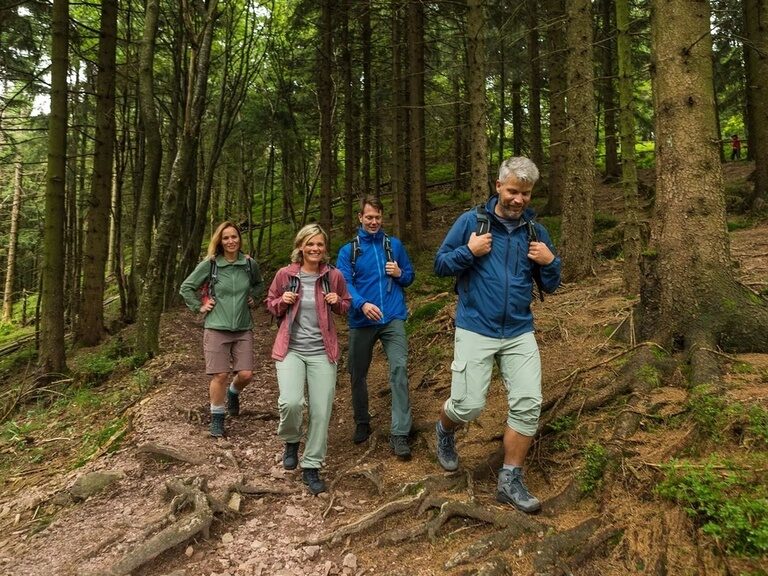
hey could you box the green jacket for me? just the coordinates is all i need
[179,253,264,332]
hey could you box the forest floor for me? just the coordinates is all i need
[1,163,767,576]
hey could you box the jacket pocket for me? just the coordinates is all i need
[450,359,468,401]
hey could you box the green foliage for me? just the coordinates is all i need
[409,301,445,325]
[72,337,135,385]
[637,364,661,388]
[546,415,576,451]
[594,212,619,233]
[537,216,561,247]
[73,416,127,468]
[579,442,609,494]
[745,406,768,446]
[657,458,768,556]
[687,385,730,440]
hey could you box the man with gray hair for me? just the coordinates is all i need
[433,156,561,513]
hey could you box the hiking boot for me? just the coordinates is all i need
[389,435,412,460]
[227,388,240,416]
[283,442,299,470]
[496,467,541,514]
[435,421,459,471]
[302,468,326,495]
[352,423,371,444]
[209,413,226,438]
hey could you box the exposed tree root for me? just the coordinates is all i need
[233,482,297,496]
[445,522,538,568]
[542,478,584,517]
[529,517,603,574]
[305,490,426,546]
[136,442,204,465]
[425,500,538,540]
[457,556,512,576]
[107,477,213,575]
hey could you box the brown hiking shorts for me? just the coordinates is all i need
[203,329,253,375]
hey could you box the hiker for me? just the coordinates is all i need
[266,224,350,495]
[336,195,415,459]
[179,220,264,438]
[730,134,742,161]
[433,156,561,514]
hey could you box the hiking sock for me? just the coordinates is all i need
[502,464,521,473]
[211,404,226,415]
[228,382,240,395]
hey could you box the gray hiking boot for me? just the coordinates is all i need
[283,442,299,470]
[209,413,226,438]
[435,421,459,471]
[389,435,412,460]
[496,467,541,513]
[302,468,326,495]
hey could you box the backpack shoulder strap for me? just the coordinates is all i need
[350,236,361,284]
[322,267,332,294]
[475,204,490,235]
[208,258,218,298]
[524,218,545,302]
[383,234,393,262]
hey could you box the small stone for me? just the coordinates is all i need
[342,553,357,570]
[221,532,234,545]
[270,467,286,479]
[303,545,321,559]
[285,505,303,517]
[227,492,242,512]
[185,545,194,557]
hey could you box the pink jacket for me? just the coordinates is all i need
[266,263,351,362]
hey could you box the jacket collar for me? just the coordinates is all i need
[357,226,386,243]
[485,195,536,225]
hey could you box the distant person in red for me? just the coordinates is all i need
[730,134,741,161]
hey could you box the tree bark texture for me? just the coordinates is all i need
[318,0,333,236]
[527,0,543,168]
[3,161,23,322]
[646,0,768,355]
[391,1,407,238]
[560,0,595,281]
[615,0,641,295]
[407,0,426,246]
[468,0,489,205]
[545,0,566,214]
[600,0,620,180]
[40,0,69,372]
[77,0,118,346]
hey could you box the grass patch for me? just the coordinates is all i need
[657,456,768,556]
[579,442,609,494]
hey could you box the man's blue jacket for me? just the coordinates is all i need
[435,196,561,339]
[337,228,415,329]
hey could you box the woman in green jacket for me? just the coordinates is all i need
[180,221,263,437]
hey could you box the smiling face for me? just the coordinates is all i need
[301,233,327,266]
[358,204,383,235]
[220,226,241,259]
[495,175,534,220]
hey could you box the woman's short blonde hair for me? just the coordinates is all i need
[206,221,242,259]
[290,223,330,264]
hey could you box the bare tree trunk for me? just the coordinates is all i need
[468,0,488,205]
[136,2,219,358]
[2,160,22,322]
[391,0,407,237]
[615,0,641,295]
[527,0,543,168]
[545,0,566,214]
[318,0,333,236]
[362,0,372,196]
[600,0,620,181]
[77,0,118,345]
[342,0,357,236]
[129,0,163,323]
[40,0,69,372]
[560,0,595,281]
[407,0,426,247]
[642,0,768,363]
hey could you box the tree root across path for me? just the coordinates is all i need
[104,475,292,575]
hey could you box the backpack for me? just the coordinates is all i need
[288,270,331,295]
[474,205,545,302]
[349,234,393,287]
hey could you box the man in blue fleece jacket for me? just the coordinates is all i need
[336,195,415,459]
[433,157,561,513]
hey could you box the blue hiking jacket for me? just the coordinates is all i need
[434,196,561,339]
[336,228,415,329]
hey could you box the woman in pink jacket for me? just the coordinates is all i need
[266,224,351,495]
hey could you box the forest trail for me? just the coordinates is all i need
[1,191,767,576]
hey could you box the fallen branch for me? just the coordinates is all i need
[136,443,204,465]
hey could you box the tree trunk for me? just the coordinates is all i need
[77,0,118,346]
[362,0,372,196]
[130,0,163,323]
[744,0,768,207]
[40,0,69,372]
[600,0,620,181]
[407,0,426,247]
[615,0,641,295]
[498,25,506,166]
[545,0,566,214]
[2,160,22,323]
[560,0,595,281]
[527,0,543,168]
[468,0,488,205]
[136,2,219,358]
[342,0,357,237]
[318,0,333,236]
[391,0,407,238]
[643,0,768,367]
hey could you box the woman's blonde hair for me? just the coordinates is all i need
[206,221,242,259]
[290,223,329,264]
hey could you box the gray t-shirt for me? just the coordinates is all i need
[288,272,325,356]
